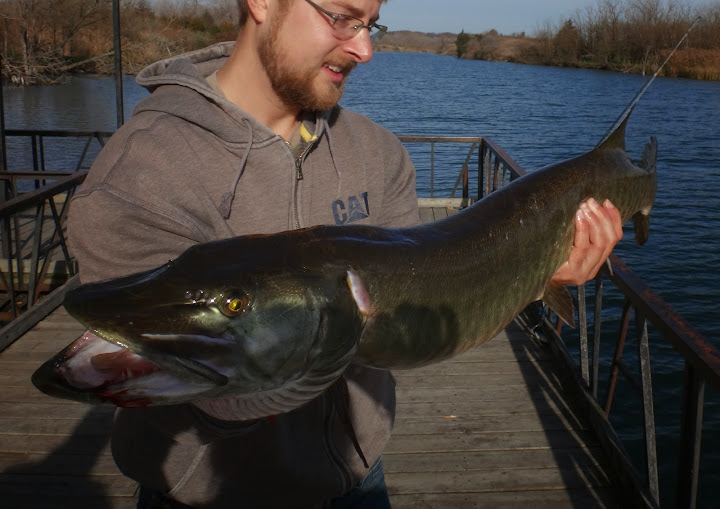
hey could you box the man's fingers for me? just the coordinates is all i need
[551,198,624,286]
[584,198,622,277]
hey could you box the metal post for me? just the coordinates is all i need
[592,275,604,398]
[578,284,589,386]
[0,54,6,173]
[113,0,125,128]
[636,312,659,503]
[0,53,10,258]
[676,362,704,509]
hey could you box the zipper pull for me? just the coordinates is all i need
[295,158,304,181]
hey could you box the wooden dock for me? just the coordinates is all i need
[0,204,624,508]
[384,323,620,507]
[0,311,623,508]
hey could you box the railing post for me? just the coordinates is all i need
[27,201,47,308]
[592,274,604,398]
[478,140,484,198]
[636,312,659,502]
[676,362,704,509]
[605,299,632,415]
[578,284,589,386]
[430,141,435,197]
[0,66,10,257]
[462,163,468,200]
[113,0,125,128]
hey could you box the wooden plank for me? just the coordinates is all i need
[418,207,435,224]
[396,397,583,419]
[432,207,449,220]
[0,275,80,352]
[394,385,568,404]
[0,412,114,435]
[0,451,121,475]
[388,490,619,508]
[383,447,609,474]
[386,468,612,494]
[0,473,137,496]
[0,434,112,455]
[0,496,137,509]
[386,429,601,454]
[0,401,103,418]
[393,413,587,435]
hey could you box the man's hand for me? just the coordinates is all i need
[551,198,623,286]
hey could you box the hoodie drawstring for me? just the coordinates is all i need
[219,118,253,218]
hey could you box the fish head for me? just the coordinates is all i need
[32,240,364,415]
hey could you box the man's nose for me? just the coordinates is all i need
[342,29,374,64]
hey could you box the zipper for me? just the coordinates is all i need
[295,157,304,181]
[291,143,314,230]
[292,157,303,229]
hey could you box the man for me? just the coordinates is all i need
[67,1,622,508]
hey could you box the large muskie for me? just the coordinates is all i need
[32,116,657,418]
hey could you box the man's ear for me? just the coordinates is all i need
[246,0,269,23]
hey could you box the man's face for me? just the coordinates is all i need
[258,0,381,111]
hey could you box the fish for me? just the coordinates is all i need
[31,112,657,418]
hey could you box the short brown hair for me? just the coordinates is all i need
[237,0,389,27]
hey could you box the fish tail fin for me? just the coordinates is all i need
[631,136,657,246]
[542,281,576,328]
[632,210,651,245]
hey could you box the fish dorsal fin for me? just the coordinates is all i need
[596,107,632,151]
[542,281,576,328]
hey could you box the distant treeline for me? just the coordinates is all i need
[457,0,720,80]
[2,0,719,84]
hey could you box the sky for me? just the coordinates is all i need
[377,0,711,36]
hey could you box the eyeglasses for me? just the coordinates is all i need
[305,0,388,42]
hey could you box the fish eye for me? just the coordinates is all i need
[219,294,250,317]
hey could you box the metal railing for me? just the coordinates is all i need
[0,172,86,350]
[397,135,482,200]
[466,135,718,509]
[3,129,112,177]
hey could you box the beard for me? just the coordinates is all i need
[258,13,355,111]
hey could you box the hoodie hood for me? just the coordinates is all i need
[133,42,333,148]
[134,42,274,147]
[132,42,342,218]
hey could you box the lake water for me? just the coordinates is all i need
[3,51,720,506]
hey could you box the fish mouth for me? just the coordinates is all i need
[32,330,227,407]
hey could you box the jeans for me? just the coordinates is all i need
[326,458,391,509]
[136,458,391,509]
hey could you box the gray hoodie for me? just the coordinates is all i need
[67,42,419,508]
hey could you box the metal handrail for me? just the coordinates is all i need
[397,135,482,199]
[3,129,112,176]
[471,136,717,509]
[0,172,86,341]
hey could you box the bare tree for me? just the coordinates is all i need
[2,0,110,81]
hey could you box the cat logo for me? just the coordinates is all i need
[332,192,369,225]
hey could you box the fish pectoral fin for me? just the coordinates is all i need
[346,270,372,317]
[542,281,576,328]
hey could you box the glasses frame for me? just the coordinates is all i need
[304,0,388,42]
